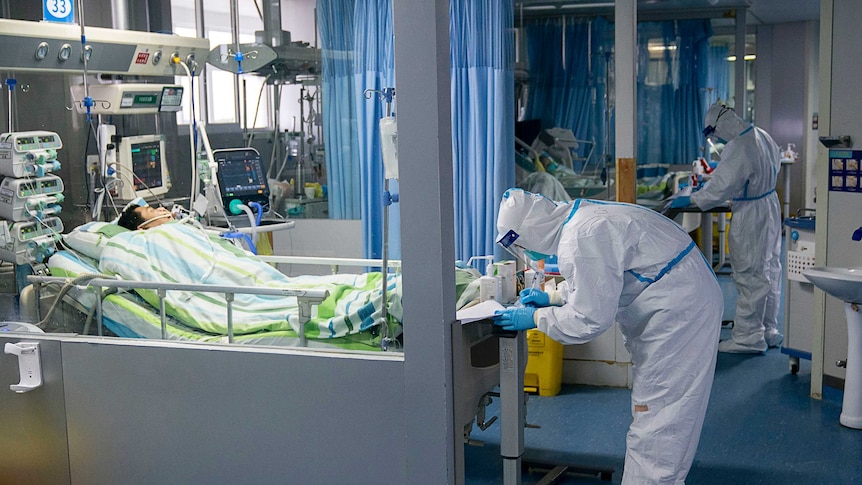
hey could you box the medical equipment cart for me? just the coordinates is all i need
[782,213,816,374]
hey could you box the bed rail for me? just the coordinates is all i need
[258,255,402,274]
[26,275,328,345]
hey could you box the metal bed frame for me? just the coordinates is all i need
[24,254,409,345]
[26,275,329,345]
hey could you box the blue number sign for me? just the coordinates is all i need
[43,0,76,24]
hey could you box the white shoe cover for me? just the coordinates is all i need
[718,339,767,354]
[765,330,784,348]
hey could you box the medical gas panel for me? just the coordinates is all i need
[0,131,65,265]
[0,19,209,77]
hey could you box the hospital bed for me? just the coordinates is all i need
[21,234,403,352]
[18,218,503,446]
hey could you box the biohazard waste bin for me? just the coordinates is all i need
[524,329,563,396]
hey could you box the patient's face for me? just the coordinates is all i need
[136,206,174,229]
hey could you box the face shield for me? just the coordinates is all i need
[703,105,733,144]
[496,229,549,271]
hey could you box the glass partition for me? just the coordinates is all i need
[6,0,403,357]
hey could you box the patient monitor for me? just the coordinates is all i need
[214,148,271,214]
[114,134,171,201]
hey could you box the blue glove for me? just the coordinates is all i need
[520,288,550,308]
[669,195,692,209]
[492,306,537,331]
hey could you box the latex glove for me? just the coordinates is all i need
[520,288,550,308]
[492,306,537,331]
[669,195,692,209]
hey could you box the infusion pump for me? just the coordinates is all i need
[0,131,62,177]
[0,217,63,265]
[0,130,66,267]
[0,175,65,221]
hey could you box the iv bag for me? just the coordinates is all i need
[380,116,398,180]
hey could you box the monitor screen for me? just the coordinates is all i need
[159,86,184,112]
[116,135,170,201]
[215,148,270,211]
[130,140,165,191]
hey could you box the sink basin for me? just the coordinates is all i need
[804,266,862,429]
[803,267,862,303]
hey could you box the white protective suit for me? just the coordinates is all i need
[691,103,783,353]
[496,189,722,484]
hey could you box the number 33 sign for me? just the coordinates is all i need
[43,0,76,24]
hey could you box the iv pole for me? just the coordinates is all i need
[364,87,398,350]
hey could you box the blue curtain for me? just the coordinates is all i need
[318,0,361,219]
[707,45,730,107]
[318,0,398,259]
[320,0,513,261]
[525,18,715,166]
[450,0,515,261]
[637,20,712,164]
[352,0,398,260]
[523,17,614,171]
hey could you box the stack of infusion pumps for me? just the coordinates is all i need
[0,131,65,265]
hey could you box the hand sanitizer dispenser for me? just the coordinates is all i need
[479,261,503,303]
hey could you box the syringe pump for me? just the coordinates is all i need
[0,131,63,177]
[0,217,64,265]
[0,175,65,221]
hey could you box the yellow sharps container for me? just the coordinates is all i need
[524,329,563,396]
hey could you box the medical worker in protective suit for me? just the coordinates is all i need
[671,101,783,353]
[493,189,722,484]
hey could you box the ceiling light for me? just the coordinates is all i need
[726,55,757,61]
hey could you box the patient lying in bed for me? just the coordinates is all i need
[95,205,403,340]
[116,203,176,230]
[54,203,480,346]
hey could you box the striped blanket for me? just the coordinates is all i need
[99,221,401,339]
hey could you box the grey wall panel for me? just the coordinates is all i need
[0,337,70,485]
[769,22,817,214]
[61,341,406,484]
[767,22,810,216]
[393,0,458,482]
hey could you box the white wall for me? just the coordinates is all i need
[271,219,365,275]
[756,21,819,216]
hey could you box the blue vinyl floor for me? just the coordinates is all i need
[464,272,862,484]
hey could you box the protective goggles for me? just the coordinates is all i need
[497,230,546,265]
[702,106,732,138]
[497,229,529,261]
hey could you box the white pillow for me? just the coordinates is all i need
[63,221,129,260]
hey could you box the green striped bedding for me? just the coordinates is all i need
[48,226,401,351]
[98,222,402,339]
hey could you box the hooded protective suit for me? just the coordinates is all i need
[691,103,783,353]
[496,189,722,484]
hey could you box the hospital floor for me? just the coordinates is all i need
[464,272,862,485]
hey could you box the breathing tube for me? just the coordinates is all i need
[219,200,264,254]
[137,213,175,230]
